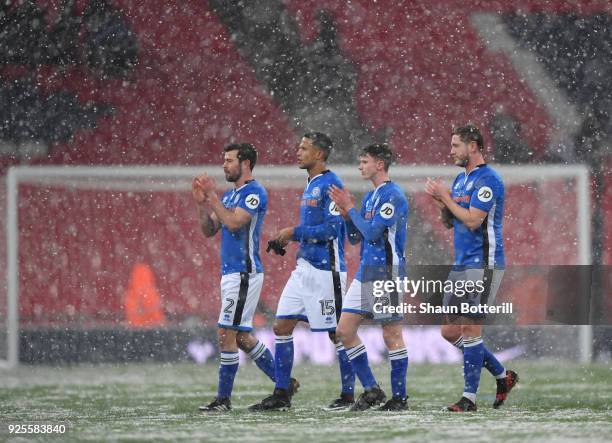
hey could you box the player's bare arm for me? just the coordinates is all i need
[425,178,485,230]
[193,177,220,237]
[199,175,253,232]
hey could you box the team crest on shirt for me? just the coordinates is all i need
[329,201,340,216]
[233,195,240,205]
[244,193,260,209]
[311,187,320,197]
[477,186,493,202]
[466,181,474,191]
[379,202,395,219]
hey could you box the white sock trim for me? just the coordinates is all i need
[275,335,293,344]
[463,337,483,347]
[248,341,267,360]
[389,348,408,361]
[463,392,477,403]
[346,344,367,360]
[220,352,239,365]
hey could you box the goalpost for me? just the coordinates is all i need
[1,164,592,369]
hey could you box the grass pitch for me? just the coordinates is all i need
[0,360,610,442]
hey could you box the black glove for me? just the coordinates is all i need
[266,239,286,256]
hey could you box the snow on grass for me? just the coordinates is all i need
[0,361,610,442]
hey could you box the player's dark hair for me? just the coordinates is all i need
[360,143,394,171]
[452,125,484,151]
[303,131,333,160]
[224,143,257,170]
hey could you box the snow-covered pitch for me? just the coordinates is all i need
[1,360,610,442]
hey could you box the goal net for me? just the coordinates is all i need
[1,164,592,368]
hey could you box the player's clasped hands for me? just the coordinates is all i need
[192,177,207,204]
[328,185,354,219]
[425,178,450,204]
[198,174,217,194]
[192,174,218,204]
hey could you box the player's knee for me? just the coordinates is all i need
[272,321,292,337]
[461,324,482,338]
[335,323,353,345]
[440,325,460,343]
[272,323,283,336]
[217,328,231,348]
[235,332,252,350]
[327,331,337,343]
[382,325,404,348]
[216,328,225,341]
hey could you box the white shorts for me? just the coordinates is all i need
[276,259,347,331]
[218,272,264,331]
[343,279,403,322]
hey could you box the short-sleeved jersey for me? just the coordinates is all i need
[220,180,267,275]
[348,181,408,281]
[292,170,346,272]
[451,164,505,269]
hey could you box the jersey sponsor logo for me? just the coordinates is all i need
[329,201,340,216]
[301,198,319,207]
[477,186,493,202]
[454,195,470,203]
[379,202,395,219]
[244,193,260,210]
